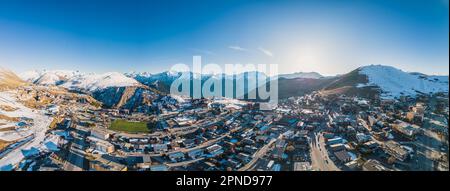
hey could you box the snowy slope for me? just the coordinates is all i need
[20,70,141,92]
[358,65,449,98]
[19,70,80,86]
[60,72,141,92]
[0,91,53,169]
[18,70,41,82]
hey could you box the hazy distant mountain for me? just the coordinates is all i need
[278,72,324,79]
[128,70,270,96]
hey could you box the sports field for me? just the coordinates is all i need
[109,119,150,133]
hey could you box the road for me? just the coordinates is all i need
[309,132,340,171]
[238,135,280,171]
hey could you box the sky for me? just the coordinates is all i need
[0,0,449,75]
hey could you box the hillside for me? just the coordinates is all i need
[21,70,161,112]
[280,65,448,99]
[358,65,449,99]
[277,77,336,99]
[0,68,26,90]
[92,86,159,111]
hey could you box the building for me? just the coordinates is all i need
[150,164,168,171]
[362,159,390,171]
[363,141,379,150]
[356,133,371,143]
[271,148,284,160]
[334,150,351,163]
[168,152,185,162]
[323,132,335,139]
[126,155,152,166]
[412,103,425,115]
[90,128,111,140]
[90,156,127,171]
[406,112,415,122]
[47,105,59,115]
[187,149,204,159]
[293,162,312,171]
[330,143,345,151]
[392,120,420,138]
[327,137,344,145]
[275,139,287,149]
[182,139,195,148]
[266,160,275,170]
[206,144,224,157]
[271,164,281,171]
[237,153,251,163]
[383,141,408,161]
[425,118,448,134]
[152,144,168,153]
[345,160,358,169]
[87,136,115,153]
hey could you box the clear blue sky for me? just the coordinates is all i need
[0,0,448,75]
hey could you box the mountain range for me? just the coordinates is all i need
[3,65,448,111]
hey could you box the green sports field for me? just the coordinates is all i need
[109,119,150,133]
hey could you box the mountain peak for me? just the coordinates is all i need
[60,72,141,92]
[358,64,448,98]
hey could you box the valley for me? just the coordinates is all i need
[0,65,448,171]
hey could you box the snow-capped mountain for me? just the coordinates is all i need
[357,65,448,98]
[60,72,141,92]
[18,65,449,101]
[20,70,141,92]
[19,71,152,110]
[19,70,80,86]
[278,65,449,99]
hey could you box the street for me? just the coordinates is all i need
[309,132,340,171]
